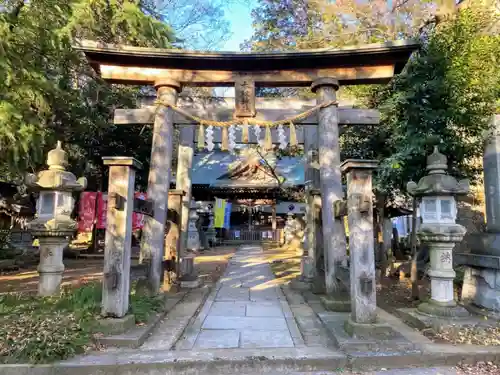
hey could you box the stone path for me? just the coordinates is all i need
[175,245,304,350]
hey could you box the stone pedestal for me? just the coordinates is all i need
[417,226,469,317]
[102,157,142,318]
[179,255,201,288]
[37,236,69,296]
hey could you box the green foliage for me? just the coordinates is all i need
[0,0,175,183]
[372,6,500,197]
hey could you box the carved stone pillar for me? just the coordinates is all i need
[342,160,378,325]
[102,157,142,317]
[140,79,181,294]
[311,78,347,296]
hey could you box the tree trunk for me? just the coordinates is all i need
[410,197,419,300]
[375,193,387,277]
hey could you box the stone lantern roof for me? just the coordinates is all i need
[407,146,469,197]
[25,141,87,192]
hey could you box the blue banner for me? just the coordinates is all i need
[223,202,232,229]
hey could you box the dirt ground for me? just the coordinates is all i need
[0,246,236,294]
[194,246,236,285]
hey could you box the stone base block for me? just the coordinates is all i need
[180,278,202,289]
[344,316,395,340]
[462,266,500,312]
[464,302,500,321]
[289,277,312,292]
[417,301,470,318]
[300,256,314,280]
[320,295,351,312]
[397,307,490,333]
[95,314,136,335]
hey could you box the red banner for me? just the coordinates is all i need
[133,192,147,230]
[95,192,147,230]
[78,192,97,232]
[96,192,108,229]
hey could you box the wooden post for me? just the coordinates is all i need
[312,78,347,296]
[176,125,194,258]
[303,126,321,281]
[342,159,378,324]
[140,79,181,294]
[102,157,142,317]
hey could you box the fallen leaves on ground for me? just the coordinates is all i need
[434,325,500,346]
[457,361,500,374]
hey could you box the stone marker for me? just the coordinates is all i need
[102,157,142,318]
[342,159,378,325]
[458,115,500,312]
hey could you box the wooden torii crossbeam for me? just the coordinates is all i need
[114,98,380,144]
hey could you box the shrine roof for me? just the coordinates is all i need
[75,40,419,85]
[188,151,304,187]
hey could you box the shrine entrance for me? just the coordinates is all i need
[78,40,418,303]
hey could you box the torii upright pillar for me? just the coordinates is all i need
[312,78,348,300]
[140,79,181,294]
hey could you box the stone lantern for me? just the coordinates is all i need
[407,146,469,317]
[25,141,87,296]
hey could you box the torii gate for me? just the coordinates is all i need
[77,40,418,296]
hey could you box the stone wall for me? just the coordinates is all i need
[455,181,486,253]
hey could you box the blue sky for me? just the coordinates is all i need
[221,1,257,51]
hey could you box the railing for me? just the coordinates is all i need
[222,228,283,244]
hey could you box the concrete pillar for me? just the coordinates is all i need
[102,157,142,318]
[311,78,347,296]
[176,125,195,256]
[342,160,378,324]
[140,79,181,294]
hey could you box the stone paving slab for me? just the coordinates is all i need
[194,330,240,349]
[210,301,247,316]
[246,303,283,317]
[240,330,294,348]
[174,245,299,350]
[202,315,289,330]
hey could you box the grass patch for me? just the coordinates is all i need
[0,282,165,364]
